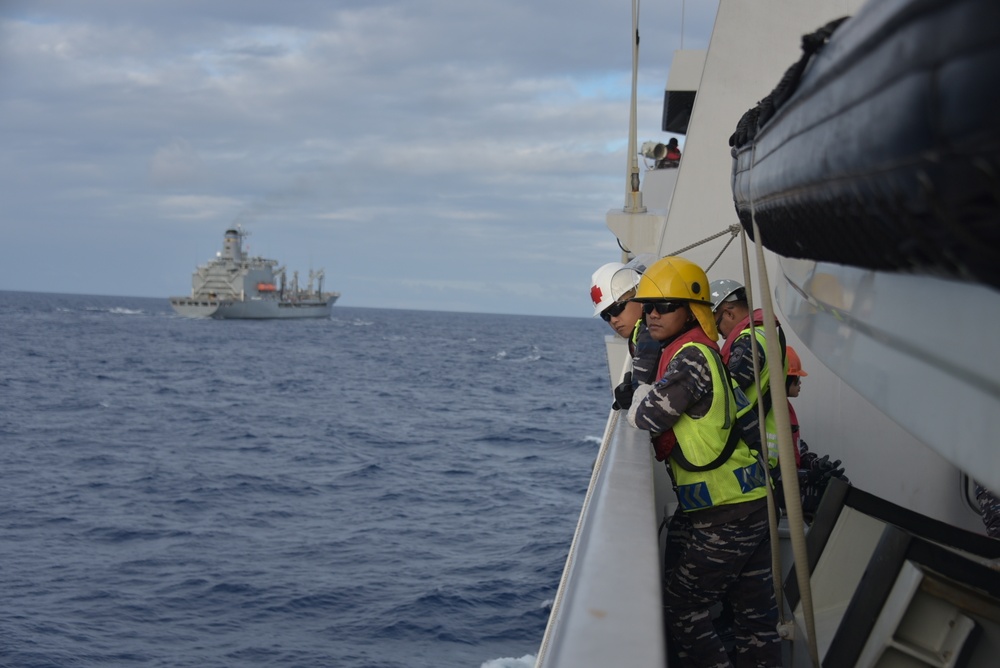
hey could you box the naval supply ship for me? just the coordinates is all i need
[169,227,339,319]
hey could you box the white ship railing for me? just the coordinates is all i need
[535,408,666,668]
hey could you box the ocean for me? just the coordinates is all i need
[0,291,611,668]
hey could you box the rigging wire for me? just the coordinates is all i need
[666,223,742,274]
[737,230,788,630]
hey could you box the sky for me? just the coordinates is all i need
[0,0,719,317]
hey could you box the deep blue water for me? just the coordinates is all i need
[0,291,611,668]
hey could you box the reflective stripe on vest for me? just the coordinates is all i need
[670,342,769,511]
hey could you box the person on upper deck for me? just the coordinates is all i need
[626,256,781,668]
[657,137,682,168]
[710,279,788,471]
[590,258,660,407]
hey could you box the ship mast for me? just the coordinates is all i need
[624,0,646,214]
[605,0,664,264]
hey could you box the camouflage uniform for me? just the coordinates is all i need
[975,483,1000,538]
[631,345,781,668]
[726,333,767,392]
[612,322,663,412]
[663,505,778,668]
[725,326,781,466]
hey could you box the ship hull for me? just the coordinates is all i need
[169,295,338,319]
[728,0,1000,491]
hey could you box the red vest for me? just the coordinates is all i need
[650,326,720,460]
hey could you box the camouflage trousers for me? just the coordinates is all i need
[663,505,781,668]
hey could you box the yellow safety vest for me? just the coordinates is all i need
[738,325,788,468]
[669,342,769,511]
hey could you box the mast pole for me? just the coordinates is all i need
[624,0,646,214]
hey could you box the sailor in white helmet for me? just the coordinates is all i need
[591,261,642,340]
[589,254,661,408]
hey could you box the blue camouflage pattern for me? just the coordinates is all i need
[662,506,781,667]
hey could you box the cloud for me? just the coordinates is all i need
[150,138,205,187]
[0,0,720,316]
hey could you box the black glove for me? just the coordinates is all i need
[798,439,815,468]
[612,372,635,411]
[801,479,826,514]
[807,455,846,480]
[770,466,787,512]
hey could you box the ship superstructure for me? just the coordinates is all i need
[169,227,339,319]
[536,0,1000,666]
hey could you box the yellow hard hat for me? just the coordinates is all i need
[634,256,713,304]
[633,256,718,340]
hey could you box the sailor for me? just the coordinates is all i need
[589,258,661,408]
[784,346,806,462]
[710,279,788,469]
[657,137,682,168]
[626,256,781,668]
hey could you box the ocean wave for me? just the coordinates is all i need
[83,526,193,543]
[1,295,610,667]
[481,654,536,668]
[492,345,542,363]
[83,306,145,315]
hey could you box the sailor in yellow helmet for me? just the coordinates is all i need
[625,256,780,667]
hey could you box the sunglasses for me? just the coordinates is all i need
[715,307,727,330]
[642,301,686,316]
[600,300,630,322]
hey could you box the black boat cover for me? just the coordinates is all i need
[730,0,1000,292]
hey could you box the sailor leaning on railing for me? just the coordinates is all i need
[589,256,661,397]
[602,255,782,668]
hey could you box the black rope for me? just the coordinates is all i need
[729,17,848,149]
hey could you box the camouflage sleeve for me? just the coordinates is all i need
[728,331,767,391]
[630,324,662,385]
[631,345,714,433]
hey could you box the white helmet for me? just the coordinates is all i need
[591,255,652,315]
[709,278,745,311]
[590,262,627,316]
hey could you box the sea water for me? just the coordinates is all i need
[0,291,611,668]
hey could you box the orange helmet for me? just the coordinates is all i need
[786,346,808,377]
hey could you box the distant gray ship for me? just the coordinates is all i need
[169,227,339,319]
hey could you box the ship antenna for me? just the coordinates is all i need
[624,0,646,213]
[680,0,686,50]
[234,224,250,257]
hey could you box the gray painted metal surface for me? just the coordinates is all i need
[168,227,339,319]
